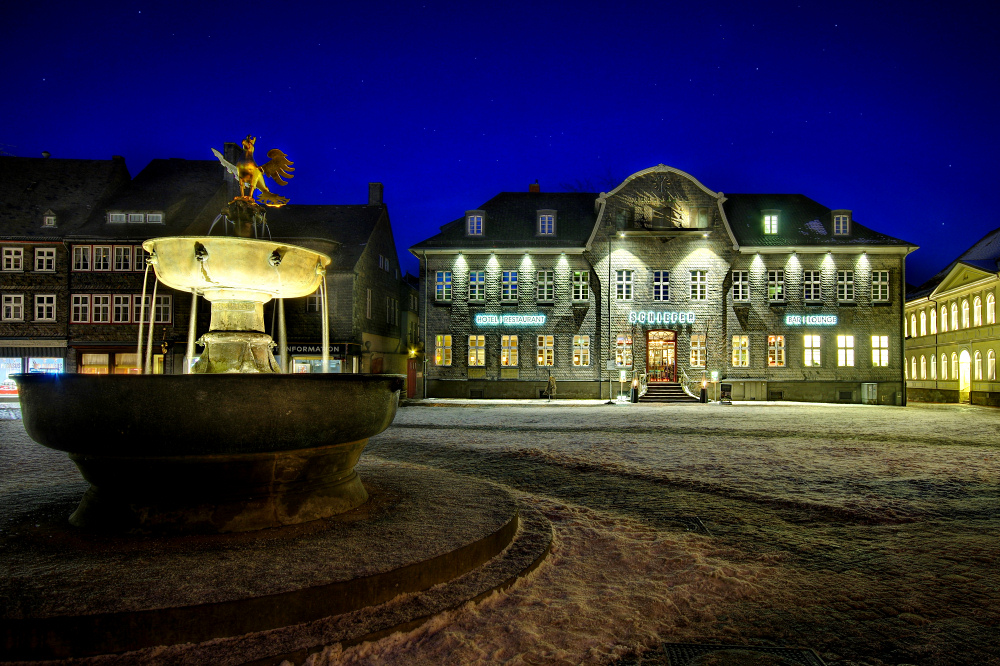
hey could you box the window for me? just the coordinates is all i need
[501,335,518,366]
[73,246,91,271]
[113,295,132,323]
[501,271,518,301]
[34,295,56,322]
[988,350,996,381]
[434,335,452,366]
[951,352,958,379]
[803,270,821,302]
[837,335,855,366]
[941,354,948,380]
[872,271,889,302]
[146,213,163,224]
[133,295,151,323]
[113,246,132,271]
[731,335,749,367]
[910,314,917,338]
[974,297,982,327]
[537,214,554,235]
[930,308,937,334]
[962,299,970,328]
[837,270,854,302]
[435,271,452,301]
[2,247,23,271]
[108,213,127,223]
[931,355,937,380]
[34,248,55,272]
[910,356,916,380]
[467,215,483,235]
[306,295,321,312]
[134,246,148,271]
[469,271,485,301]
[615,334,632,367]
[732,271,748,302]
[572,271,589,301]
[90,295,110,323]
[366,288,371,319]
[468,335,485,366]
[767,335,785,367]
[93,246,111,271]
[920,355,926,379]
[536,270,554,302]
[616,270,633,300]
[128,213,145,223]
[690,334,706,367]
[71,295,90,323]
[872,336,889,367]
[2,294,24,321]
[975,351,983,380]
[941,306,949,333]
[764,213,778,234]
[988,294,996,325]
[43,213,56,227]
[834,215,850,235]
[386,297,399,325]
[919,311,926,337]
[652,271,669,301]
[768,270,785,302]
[804,335,821,366]
[690,270,707,300]
[536,335,554,366]
[573,335,590,366]
[951,303,958,330]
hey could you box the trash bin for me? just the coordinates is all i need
[699,387,707,403]
[630,386,638,403]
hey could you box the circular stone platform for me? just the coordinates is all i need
[0,458,552,663]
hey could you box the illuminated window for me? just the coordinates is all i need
[93,246,111,271]
[941,305,948,332]
[435,271,452,301]
[768,335,785,367]
[572,271,589,301]
[920,355,926,379]
[951,352,958,379]
[910,356,916,379]
[803,270,821,302]
[128,213,144,223]
[536,335,554,366]
[501,271,518,301]
[113,295,131,323]
[615,334,632,367]
[941,354,948,380]
[573,335,590,366]
[2,294,24,321]
[837,335,855,367]
[108,213,126,223]
[988,350,996,381]
[690,270,707,300]
[146,213,163,224]
[434,334,452,366]
[834,215,850,235]
[768,270,785,302]
[962,299,970,328]
[975,351,982,380]
[34,248,55,272]
[951,303,958,330]
[652,271,669,301]
[113,246,132,271]
[690,334,706,367]
[974,297,982,326]
[34,294,56,322]
[804,335,821,366]
[837,270,854,302]
[930,354,937,379]
[987,294,996,325]
[70,295,90,323]
[732,271,748,302]
[537,213,555,236]
[910,314,917,338]
[919,311,926,337]
[731,335,749,367]
[73,246,91,271]
[616,270,633,300]
[763,213,778,234]
[469,271,485,301]
[536,270,554,302]
[467,214,483,236]
[930,308,937,334]
[872,271,889,302]
[501,335,518,366]
[872,336,889,367]
[2,247,23,271]
[468,335,485,366]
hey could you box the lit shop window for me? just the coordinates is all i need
[501,335,518,366]
[572,271,589,301]
[690,270,707,300]
[872,271,889,302]
[837,335,854,367]
[837,271,854,302]
[34,248,55,272]
[768,270,784,302]
[73,246,91,271]
[690,334,706,367]
[803,270,821,302]
[34,295,56,322]
[2,294,24,321]
[653,271,669,301]
[732,271,748,302]
[804,335,821,367]
[616,270,633,300]
[434,334,452,366]
[962,299,970,328]
[0,358,22,395]
[974,297,982,327]
[930,308,937,334]
[467,215,483,236]
[468,335,485,367]
[536,335,554,366]
[764,214,778,234]
[940,354,948,380]
[731,335,749,367]
[2,247,23,271]
[501,271,518,302]
[615,334,632,367]
[768,335,785,367]
[469,271,485,301]
[536,270,554,302]
[27,358,63,373]
[435,271,452,301]
[871,336,889,367]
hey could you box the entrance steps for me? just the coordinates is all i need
[640,381,700,404]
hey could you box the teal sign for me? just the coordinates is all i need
[627,310,696,325]
[785,314,838,326]
[474,313,546,326]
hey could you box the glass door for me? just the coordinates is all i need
[646,330,677,381]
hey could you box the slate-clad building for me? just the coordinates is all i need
[412,165,915,403]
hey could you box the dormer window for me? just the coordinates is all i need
[466,210,484,236]
[832,210,851,235]
[537,210,556,236]
[128,213,145,223]
[108,213,127,224]
[42,210,56,227]
[147,213,163,224]
[763,210,780,234]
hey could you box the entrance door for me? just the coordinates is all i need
[646,330,677,382]
[959,349,972,403]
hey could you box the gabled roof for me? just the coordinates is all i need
[264,204,386,271]
[0,156,129,238]
[723,194,914,249]
[907,226,1000,300]
[410,191,598,254]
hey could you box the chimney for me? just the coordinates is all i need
[529,180,540,193]
[369,182,383,206]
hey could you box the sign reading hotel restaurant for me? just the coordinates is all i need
[785,314,838,326]
[474,313,547,326]
[627,310,696,325]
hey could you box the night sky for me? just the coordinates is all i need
[6,1,998,286]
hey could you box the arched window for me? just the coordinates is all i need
[930,308,938,334]
[910,314,917,337]
[920,355,926,379]
[974,297,983,326]
[951,303,959,330]
[989,350,996,381]
[952,352,959,379]
[910,356,916,379]
[962,299,970,328]
[988,294,996,325]
[930,355,937,380]
[941,354,948,380]
[941,305,949,332]
[975,351,983,380]
[920,311,927,336]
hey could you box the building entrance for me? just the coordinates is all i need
[646,330,676,382]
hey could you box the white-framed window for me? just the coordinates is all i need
[690,334,706,367]
[112,295,132,323]
[134,246,149,271]
[536,335,554,366]
[951,303,958,330]
[690,270,707,300]
[306,295,321,312]
[133,294,151,323]
[468,335,485,366]
[154,294,171,324]
[572,271,589,301]
[768,270,784,302]
[872,271,889,302]
[616,270,633,300]
[435,271,452,301]
[43,213,56,227]
[837,335,855,367]
[987,294,996,325]
[975,351,983,380]
[70,295,90,323]
[837,270,854,302]
[768,335,785,367]
[2,247,23,271]
[803,270,821,302]
[974,297,982,327]
[128,213,145,223]
[930,308,937,334]
[113,246,132,271]
[93,246,111,271]
[108,213,127,224]
[34,248,55,272]
[764,214,778,234]
[615,334,632,367]
[988,350,996,381]
[941,354,948,380]
[804,335,821,366]
[962,299,970,328]
[469,271,485,301]
[731,335,749,367]
[872,336,889,367]
[941,305,949,333]
[573,335,590,366]
[34,294,56,321]
[652,271,669,301]
[2,294,24,321]
[366,288,372,319]
[536,270,554,302]
[919,311,927,337]
[537,214,555,236]
[732,271,748,302]
[146,213,163,224]
[834,215,850,235]
[467,214,483,236]
[501,335,518,366]
[91,295,111,323]
[73,246,91,271]
[501,270,518,302]
[434,334,452,366]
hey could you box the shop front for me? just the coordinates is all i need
[646,330,677,382]
[0,343,68,397]
[284,343,359,373]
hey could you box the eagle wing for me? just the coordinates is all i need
[260,149,294,186]
[211,148,241,183]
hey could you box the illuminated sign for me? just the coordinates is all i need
[627,310,696,325]
[785,314,838,326]
[474,313,547,326]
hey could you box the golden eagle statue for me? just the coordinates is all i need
[212,135,294,207]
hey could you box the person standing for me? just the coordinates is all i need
[546,375,557,402]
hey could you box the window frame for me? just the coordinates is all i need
[833,214,850,236]
[763,213,778,234]
[572,271,589,302]
[91,294,111,323]
[732,270,749,302]
[501,270,519,302]
[652,270,669,301]
[34,294,56,322]
[34,247,56,272]
[803,270,822,303]
[468,335,485,367]
[501,335,518,367]
[690,333,706,367]
[71,294,91,323]
[468,270,486,302]
[731,335,749,367]
[113,245,133,272]
[434,334,452,366]
[872,335,889,367]
[2,247,23,272]
[72,245,92,272]
[690,270,707,301]
[616,270,633,300]
[836,270,854,302]
[93,245,112,271]
[537,211,556,236]
[536,334,554,366]
[435,271,452,302]
[767,270,785,302]
[804,334,822,367]
[837,334,855,367]
[987,294,996,325]
[872,270,890,302]
[536,270,554,303]
[2,294,24,321]
[572,335,590,366]
[974,297,982,327]
[767,335,785,367]
[112,294,132,323]
[466,214,483,236]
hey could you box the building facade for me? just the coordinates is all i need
[905,227,1000,406]
[412,165,914,403]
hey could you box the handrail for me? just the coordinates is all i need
[678,368,699,399]
[638,372,648,397]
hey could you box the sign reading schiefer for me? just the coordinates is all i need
[475,313,547,326]
[627,311,696,325]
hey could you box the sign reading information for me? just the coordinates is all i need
[474,313,547,326]
[627,310,696,325]
[785,314,838,326]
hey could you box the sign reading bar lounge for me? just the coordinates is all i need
[785,314,838,326]
[627,310,696,325]
[474,313,547,326]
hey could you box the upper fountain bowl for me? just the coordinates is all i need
[143,236,332,300]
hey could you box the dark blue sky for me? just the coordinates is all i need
[6,1,998,286]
